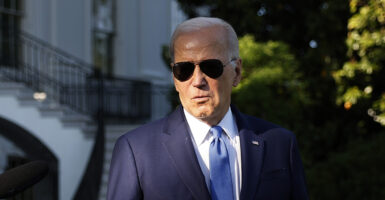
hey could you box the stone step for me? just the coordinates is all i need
[99,186,108,200]
[103,161,111,173]
[82,124,98,135]
[104,151,113,163]
[98,124,140,200]
[0,82,25,95]
[106,124,138,134]
[0,79,103,200]
[105,141,116,152]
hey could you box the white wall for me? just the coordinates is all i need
[21,0,92,63]
[21,0,177,84]
[11,0,182,197]
[21,0,54,44]
[0,96,94,200]
[114,0,173,84]
[171,0,187,34]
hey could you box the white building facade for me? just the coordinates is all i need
[0,0,185,199]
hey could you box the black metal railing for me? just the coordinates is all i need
[0,21,172,199]
[0,26,171,199]
[1,31,93,113]
[86,76,153,122]
[0,30,161,122]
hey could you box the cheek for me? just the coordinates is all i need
[175,83,189,100]
[217,74,234,93]
[174,81,186,94]
[214,83,233,105]
[211,82,225,102]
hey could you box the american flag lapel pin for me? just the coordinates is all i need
[252,141,259,146]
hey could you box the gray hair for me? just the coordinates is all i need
[169,17,239,62]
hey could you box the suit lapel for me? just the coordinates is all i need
[232,106,265,200]
[162,106,211,200]
[239,129,264,200]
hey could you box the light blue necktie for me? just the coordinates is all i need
[209,126,234,200]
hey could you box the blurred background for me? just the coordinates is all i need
[0,0,384,199]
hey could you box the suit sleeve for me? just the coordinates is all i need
[290,135,309,200]
[107,136,143,200]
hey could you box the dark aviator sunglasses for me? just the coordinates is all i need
[171,58,237,82]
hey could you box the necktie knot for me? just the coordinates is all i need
[210,126,222,138]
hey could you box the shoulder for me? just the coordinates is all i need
[114,106,185,149]
[117,117,166,143]
[242,113,280,131]
[238,112,297,141]
[239,114,300,159]
[112,117,168,157]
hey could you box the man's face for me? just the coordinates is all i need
[172,26,242,125]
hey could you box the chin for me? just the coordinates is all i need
[196,113,208,119]
[194,109,214,120]
[191,109,207,118]
[196,105,212,115]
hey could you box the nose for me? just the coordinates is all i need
[191,64,207,88]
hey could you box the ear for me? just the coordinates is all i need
[232,59,242,87]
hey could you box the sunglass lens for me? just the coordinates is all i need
[173,62,195,81]
[200,59,223,79]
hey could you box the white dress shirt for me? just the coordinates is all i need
[184,108,242,200]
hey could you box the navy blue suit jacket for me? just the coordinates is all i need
[107,105,308,200]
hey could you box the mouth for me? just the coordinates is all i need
[192,95,210,103]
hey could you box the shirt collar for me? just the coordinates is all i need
[184,107,238,146]
[218,108,238,140]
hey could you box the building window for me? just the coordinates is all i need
[93,0,115,76]
[0,0,22,67]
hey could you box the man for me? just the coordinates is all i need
[107,17,308,200]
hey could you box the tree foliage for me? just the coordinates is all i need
[333,0,385,126]
[233,35,309,128]
[177,0,352,138]
[174,0,385,199]
[307,131,385,199]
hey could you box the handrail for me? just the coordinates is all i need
[19,31,93,72]
[0,30,158,122]
[0,30,93,114]
[0,27,171,200]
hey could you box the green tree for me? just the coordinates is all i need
[176,0,352,151]
[307,131,385,199]
[175,0,385,199]
[176,0,354,167]
[232,35,310,128]
[177,1,350,107]
[333,0,385,126]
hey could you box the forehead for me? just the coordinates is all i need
[173,26,228,61]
